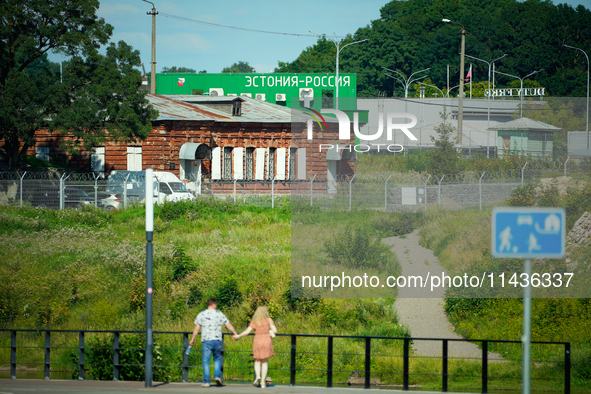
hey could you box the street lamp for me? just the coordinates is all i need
[563,44,590,150]
[464,53,507,157]
[442,18,467,148]
[494,69,544,118]
[383,67,431,98]
[310,31,367,109]
[142,0,158,94]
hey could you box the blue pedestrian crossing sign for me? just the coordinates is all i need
[492,207,565,258]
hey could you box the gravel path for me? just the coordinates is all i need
[383,229,500,359]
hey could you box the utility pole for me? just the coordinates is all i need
[143,0,158,94]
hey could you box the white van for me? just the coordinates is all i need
[106,170,195,206]
[153,171,195,203]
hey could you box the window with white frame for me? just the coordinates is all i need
[127,147,142,171]
[289,148,297,181]
[91,147,105,173]
[223,147,233,180]
[245,148,255,181]
[267,147,276,180]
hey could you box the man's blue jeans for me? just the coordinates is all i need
[201,340,223,383]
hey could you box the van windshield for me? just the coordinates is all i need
[169,182,189,193]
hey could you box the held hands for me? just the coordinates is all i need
[233,334,240,341]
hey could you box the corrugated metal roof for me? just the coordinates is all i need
[151,94,293,123]
[147,94,231,121]
[488,117,561,131]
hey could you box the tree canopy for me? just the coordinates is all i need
[275,0,591,98]
[161,66,196,73]
[0,0,158,170]
[222,61,255,73]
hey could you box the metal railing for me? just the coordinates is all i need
[0,328,570,393]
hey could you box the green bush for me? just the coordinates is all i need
[214,277,242,310]
[70,335,180,382]
[171,246,194,281]
[324,226,392,270]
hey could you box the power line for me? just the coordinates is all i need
[160,12,338,38]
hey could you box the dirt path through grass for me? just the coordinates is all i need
[383,229,500,359]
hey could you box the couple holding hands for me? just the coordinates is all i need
[190,300,277,388]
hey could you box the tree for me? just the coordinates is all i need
[222,61,255,73]
[161,66,196,73]
[0,0,158,170]
[429,109,460,175]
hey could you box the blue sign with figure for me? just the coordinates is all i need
[492,207,566,258]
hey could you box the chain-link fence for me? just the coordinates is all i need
[1,158,588,211]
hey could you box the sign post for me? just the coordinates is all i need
[492,207,565,394]
[145,168,154,387]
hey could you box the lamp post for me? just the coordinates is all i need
[464,53,507,157]
[563,44,590,150]
[142,0,158,94]
[383,67,431,99]
[310,32,367,109]
[442,18,467,149]
[494,69,544,118]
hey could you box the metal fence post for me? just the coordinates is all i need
[423,175,431,211]
[113,332,120,381]
[272,176,277,208]
[437,175,445,207]
[564,156,570,176]
[78,331,85,380]
[44,331,50,380]
[364,337,371,389]
[309,174,316,207]
[348,174,356,212]
[384,175,392,212]
[123,175,130,209]
[233,179,237,203]
[479,171,486,211]
[10,330,16,379]
[60,174,68,210]
[93,173,99,208]
[403,338,410,390]
[519,161,528,186]
[442,339,448,392]
[565,343,571,394]
[482,340,488,393]
[290,335,297,386]
[19,172,26,208]
[326,336,333,388]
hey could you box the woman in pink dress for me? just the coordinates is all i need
[234,306,278,388]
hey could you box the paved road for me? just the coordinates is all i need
[0,379,464,394]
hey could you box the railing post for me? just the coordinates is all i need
[437,175,445,207]
[113,332,120,381]
[565,343,571,394]
[290,335,297,386]
[183,333,189,383]
[123,175,130,209]
[365,337,371,389]
[482,340,488,393]
[44,331,50,380]
[403,337,410,390]
[326,336,333,388]
[423,175,431,211]
[78,332,85,380]
[564,156,570,176]
[10,330,16,379]
[233,179,237,203]
[272,176,276,208]
[442,339,448,392]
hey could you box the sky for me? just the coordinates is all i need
[49,0,590,74]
